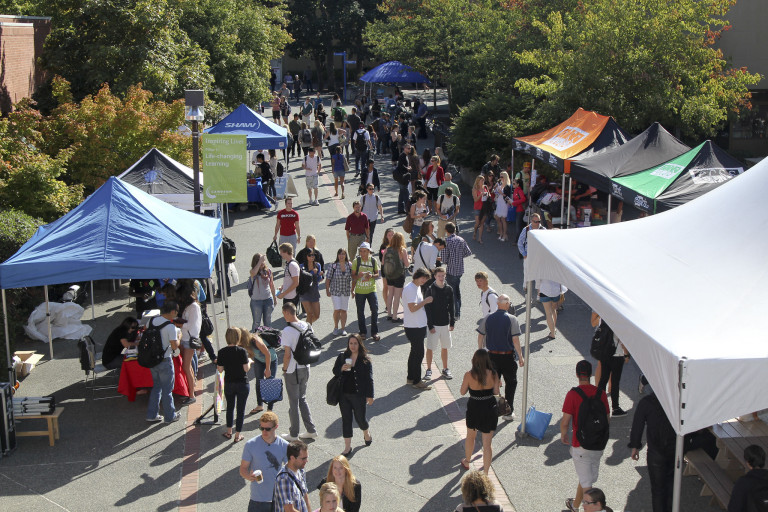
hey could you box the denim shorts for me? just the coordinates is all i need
[539,293,561,303]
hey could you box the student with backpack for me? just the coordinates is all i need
[143,301,181,424]
[382,232,409,322]
[299,121,313,157]
[279,303,318,441]
[728,445,768,512]
[351,242,380,341]
[248,253,276,331]
[561,360,611,512]
[352,125,372,176]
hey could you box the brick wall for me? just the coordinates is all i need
[0,16,51,114]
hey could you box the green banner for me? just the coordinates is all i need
[613,142,704,200]
[202,134,247,203]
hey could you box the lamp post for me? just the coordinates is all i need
[185,90,205,213]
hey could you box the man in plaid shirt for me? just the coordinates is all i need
[437,222,472,320]
[273,440,310,512]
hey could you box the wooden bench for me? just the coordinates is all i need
[684,448,734,509]
[14,407,64,447]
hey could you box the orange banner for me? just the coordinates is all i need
[515,108,610,160]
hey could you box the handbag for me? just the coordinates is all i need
[517,405,553,440]
[402,214,414,234]
[266,240,283,268]
[506,207,517,223]
[326,375,342,406]
[259,377,283,403]
[188,337,202,350]
[200,313,214,337]
[342,156,349,172]
[496,395,512,417]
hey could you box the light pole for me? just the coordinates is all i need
[184,90,205,213]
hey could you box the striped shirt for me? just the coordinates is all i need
[439,233,472,277]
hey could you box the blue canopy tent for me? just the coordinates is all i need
[359,61,430,99]
[0,177,222,369]
[205,103,288,151]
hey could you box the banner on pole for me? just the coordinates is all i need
[202,134,247,203]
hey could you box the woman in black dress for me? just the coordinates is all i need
[460,349,500,474]
[217,327,251,443]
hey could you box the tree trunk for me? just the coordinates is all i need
[326,48,336,93]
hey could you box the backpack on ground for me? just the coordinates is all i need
[382,247,404,280]
[355,130,368,152]
[137,320,171,368]
[288,323,322,365]
[747,472,768,512]
[590,321,616,361]
[290,260,314,296]
[301,129,312,144]
[573,386,610,451]
[222,236,237,264]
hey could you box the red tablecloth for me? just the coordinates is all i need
[117,356,189,401]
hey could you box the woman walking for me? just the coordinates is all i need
[384,232,410,322]
[326,248,353,336]
[408,190,429,255]
[218,328,251,442]
[299,250,324,325]
[510,178,526,241]
[237,328,276,415]
[318,456,363,512]
[378,228,394,305]
[248,254,276,331]
[538,279,566,339]
[296,235,326,269]
[472,176,490,244]
[330,146,348,199]
[494,171,511,242]
[424,155,445,212]
[333,334,374,456]
[311,119,325,158]
[460,349,500,474]
[178,285,202,405]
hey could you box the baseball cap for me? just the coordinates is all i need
[358,242,372,251]
[576,360,592,377]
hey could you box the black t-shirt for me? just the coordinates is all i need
[102,326,133,366]
[217,345,249,383]
[258,161,272,181]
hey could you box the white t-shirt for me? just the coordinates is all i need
[304,155,320,176]
[402,282,427,328]
[438,194,458,219]
[148,315,178,358]
[327,132,340,146]
[537,279,567,298]
[480,288,499,318]
[413,242,438,273]
[281,320,310,372]
[283,260,300,299]
[359,193,381,219]
[181,302,202,341]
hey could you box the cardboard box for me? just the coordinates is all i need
[14,351,43,377]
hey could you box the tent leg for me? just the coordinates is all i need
[560,174,566,226]
[566,175,573,229]
[209,283,221,352]
[607,194,612,225]
[90,281,95,321]
[511,150,514,174]
[3,289,12,382]
[44,286,53,360]
[217,247,230,329]
[672,433,684,512]
[519,281,533,435]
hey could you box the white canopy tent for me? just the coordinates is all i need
[521,157,767,511]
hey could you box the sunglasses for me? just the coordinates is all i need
[259,426,275,432]
[583,500,598,505]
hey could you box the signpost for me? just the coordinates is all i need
[202,134,247,203]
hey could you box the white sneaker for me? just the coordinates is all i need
[332,328,340,336]
[502,413,516,421]
[423,369,432,380]
[282,433,299,441]
[299,431,318,440]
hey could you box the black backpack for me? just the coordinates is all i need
[222,236,237,264]
[301,129,312,144]
[137,320,171,368]
[255,326,282,349]
[573,386,610,451]
[288,323,322,365]
[355,130,368,152]
[747,472,768,512]
[590,321,616,361]
[289,260,314,296]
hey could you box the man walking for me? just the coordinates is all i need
[424,267,455,380]
[561,360,610,512]
[345,201,370,260]
[351,242,380,341]
[302,147,322,206]
[437,172,461,198]
[240,411,289,512]
[474,271,499,348]
[145,301,181,424]
[439,222,472,320]
[352,123,372,176]
[280,303,317,441]
[274,440,311,512]
[273,198,301,253]
[359,180,383,243]
[394,144,413,214]
[518,212,545,260]
[277,243,300,307]
[288,114,301,159]
[436,187,460,238]
[484,294,524,421]
[403,268,434,389]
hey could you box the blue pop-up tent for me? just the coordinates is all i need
[0,176,222,368]
[205,103,288,151]
[360,61,430,84]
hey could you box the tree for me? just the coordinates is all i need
[514,0,761,138]
[38,77,190,192]
[0,100,82,222]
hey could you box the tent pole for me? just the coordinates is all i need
[672,433,684,512]
[3,289,12,382]
[218,246,230,328]
[560,173,566,226]
[44,285,53,360]
[566,175,573,229]
[511,150,514,175]
[607,194,612,225]
[519,280,533,435]
[90,281,95,320]
[209,281,221,352]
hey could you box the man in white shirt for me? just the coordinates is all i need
[146,301,181,423]
[436,187,460,238]
[359,182,384,243]
[413,236,440,275]
[302,147,322,206]
[277,243,300,307]
[352,126,372,176]
[403,268,434,390]
[475,271,499,349]
[280,303,317,441]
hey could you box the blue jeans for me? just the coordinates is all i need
[446,274,462,318]
[355,292,378,337]
[147,357,176,421]
[250,297,275,331]
[224,381,249,432]
[355,149,368,173]
[253,357,278,408]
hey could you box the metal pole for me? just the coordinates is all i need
[2,289,12,382]
[607,194,612,225]
[519,281,533,435]
[511,150,514,175]
[566,175,573,229]
[192,119,201,214]
[672,433,684,512]
[343,52,347,104]
[44,286,53,360]
[209,281,221,352]
[90,281,95,320]
[560,174,566,226]
[218,246,230,328]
